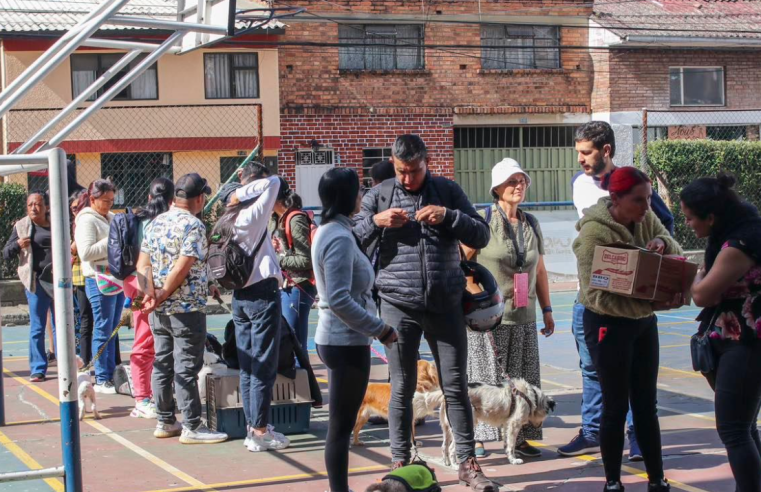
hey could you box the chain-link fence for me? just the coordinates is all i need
[0,103,262,278]
[640,109,761,251]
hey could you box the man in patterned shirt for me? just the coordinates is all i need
[137,173,227,444]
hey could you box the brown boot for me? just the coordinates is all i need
[458,456,499,491]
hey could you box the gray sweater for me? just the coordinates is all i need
[312,214,386,346]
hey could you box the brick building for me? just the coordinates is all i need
[590,0,761,165]
[273,0,594,206]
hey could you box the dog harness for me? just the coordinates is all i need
[383,464,441,492]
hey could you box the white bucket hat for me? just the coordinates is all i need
[490,158,531,196]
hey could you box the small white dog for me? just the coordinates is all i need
[76,357,99,420]
[436,377,556,467]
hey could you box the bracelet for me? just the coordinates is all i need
[542,306,553,314]
[378,326,394,343]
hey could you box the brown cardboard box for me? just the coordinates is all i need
[590,243,698,303]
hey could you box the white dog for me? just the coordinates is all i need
[436,377,556,466]
[76,357,99,421]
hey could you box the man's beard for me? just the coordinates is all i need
[591,155,607,176]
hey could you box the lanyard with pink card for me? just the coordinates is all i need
[496,206,529,309]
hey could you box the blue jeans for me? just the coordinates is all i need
[573,301,635,440]
[281,281,316,351]
[233,278,281,429]
[85,278,124,384]
[26,284,55,376]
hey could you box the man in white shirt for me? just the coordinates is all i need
[225,162,290,453]
[560,122,673,460]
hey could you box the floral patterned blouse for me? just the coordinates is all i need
[700,239,761,342]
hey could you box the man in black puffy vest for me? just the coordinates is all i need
[354,135,496,491]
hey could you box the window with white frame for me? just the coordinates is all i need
[338,24,424,71]
[71,54,158,101]
[481,25,560,70]
[362,148,393,187]
[669,67,725,106]
[204,53,259,99]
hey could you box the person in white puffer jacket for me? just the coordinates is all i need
[74,179,124,394]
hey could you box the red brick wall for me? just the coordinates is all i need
[595,49,761,112]
[279,109,454,183]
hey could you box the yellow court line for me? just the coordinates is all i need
[316,377,328,383]
[2,368,214,491]
[661,343,690,349]
[139,464,389,492]
[2,340,29,345]
[659,366,703,378]
[3,356,29,362]
[528,441,710,492]
[0,429,64,492]
[659,331,693,339]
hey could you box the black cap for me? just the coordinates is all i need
[175,173,211,199]
[219,182,242,205]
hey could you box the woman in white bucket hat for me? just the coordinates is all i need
[461,157,556,459]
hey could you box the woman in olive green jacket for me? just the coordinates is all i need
[573,167,682,492]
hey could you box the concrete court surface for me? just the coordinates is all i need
[0,291,739,492]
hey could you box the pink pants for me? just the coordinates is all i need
[124,276,154,401]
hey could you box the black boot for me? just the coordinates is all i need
[648,479,671,492]
[604,481,625,492]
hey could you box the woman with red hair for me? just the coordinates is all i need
[573,166,683,492]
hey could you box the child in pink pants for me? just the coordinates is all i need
[124,275,157,419]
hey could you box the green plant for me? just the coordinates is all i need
[0,183,30,279]
[643,140,761,251]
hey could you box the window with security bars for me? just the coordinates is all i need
[669,67,725,106]
[362,148,393,187]
[204,53,260,99]
[481,25,560,70]
[71,54,158,101]
[454,126,576,148]
[101,153,173,208]
[339,24,425,71]
[220,156,246,183]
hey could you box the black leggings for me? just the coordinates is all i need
[705,339,761,492]
[76,286,94,365]
[584,310,664,484]
[317,344,370,492]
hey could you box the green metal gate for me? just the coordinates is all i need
[454,126,579,205]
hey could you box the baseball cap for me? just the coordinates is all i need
[175,173,212,199]
[489,158,531,196]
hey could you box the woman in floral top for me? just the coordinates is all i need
[682,173,761,492]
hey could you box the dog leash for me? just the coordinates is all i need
[82,297,143,373]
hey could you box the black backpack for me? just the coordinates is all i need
[208,213,266,291]
[107,208,142,280]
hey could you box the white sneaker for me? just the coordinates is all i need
[94,381,116,395]
[179,424,228,444]
[247,426,290,452]
[131,399,158,419]
[154,421,182,438]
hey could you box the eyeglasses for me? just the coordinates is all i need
[505,179,527,188]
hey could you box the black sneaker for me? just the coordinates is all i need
[648,479,671,492]
[47,352,56,365]
[516,441,542,458]
[605,481,625,491]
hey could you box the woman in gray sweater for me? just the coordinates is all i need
[312,168,397,492]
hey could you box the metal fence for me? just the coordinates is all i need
[641,108,761,250]
[0,103,262,278]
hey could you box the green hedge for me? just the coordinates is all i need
[0,183,30,279]
[644,139,761,250]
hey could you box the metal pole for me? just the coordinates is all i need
[641,107,648,170]
[203,143,260,215]
[13,50,142,155]
[109,15,228,34]
[42,31,185,151]
[0,0,131,120]
[0,307,4,427]
[81,39,182,53]
[47,148,82,492]
[0,467,65,483]
[0,0,114,108]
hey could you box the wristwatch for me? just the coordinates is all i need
[542,306,553,314]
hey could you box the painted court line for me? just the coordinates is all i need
[0,429,64,492]
[3,368,215,492]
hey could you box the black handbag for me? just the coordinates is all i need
[690,307,720,373]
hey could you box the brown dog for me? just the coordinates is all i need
[353,359,440,446]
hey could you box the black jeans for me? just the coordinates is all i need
[583,310,664,484]
[233,278,281,429]
[380,300,474,464]
[705,339,761,492]
[75,286,93,366]
[317,344,370,492]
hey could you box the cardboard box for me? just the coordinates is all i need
[590,243,698,303]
